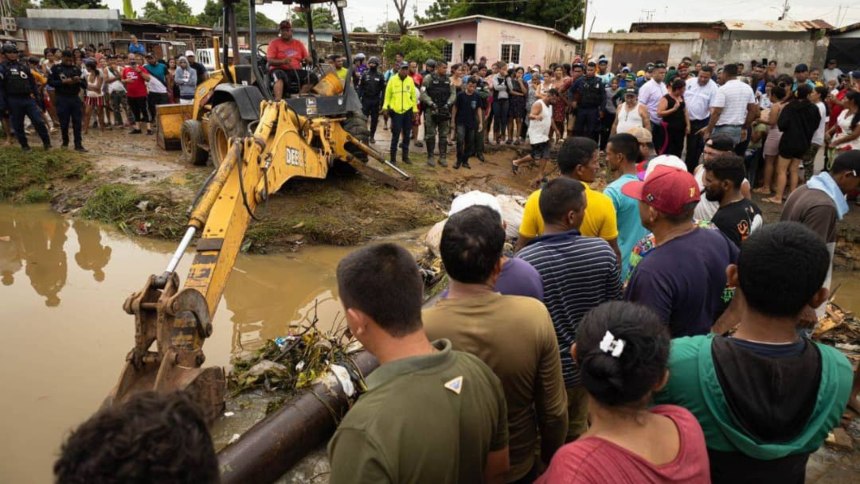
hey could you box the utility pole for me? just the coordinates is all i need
[778,0,790,21]
[580,0,588,55]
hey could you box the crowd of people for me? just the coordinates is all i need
[46,32,860,484]
[0,35,207,151]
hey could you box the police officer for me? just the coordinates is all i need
[48,50,87,152]
[571,61,605,142]
[0,44,51,151]
[419,60,455,167]
[358,56,385,144]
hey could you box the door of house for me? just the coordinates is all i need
[463,43,476,63]
[611,43,670,72]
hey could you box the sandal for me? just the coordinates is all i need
[762,197,782,204]
[752,187,772,195]
[511,161,519,175]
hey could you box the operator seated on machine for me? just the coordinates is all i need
[267,19,318,100]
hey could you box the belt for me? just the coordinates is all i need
[716,123,743,127]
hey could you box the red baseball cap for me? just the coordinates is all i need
[621,165,700,215]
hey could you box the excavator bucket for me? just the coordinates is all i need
[156,103,194,150]
[105,272,225,423]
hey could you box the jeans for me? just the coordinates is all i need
[147,92,169,127]
[109,90,132,125]
[685,117,710,172]
[55,95,83,148]
[389,109,412,161]
[493,98,509,137]
[713,124,742,146]
[8,96,50,148]
[456,124,477,165]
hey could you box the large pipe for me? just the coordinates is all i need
[218,351,379,484]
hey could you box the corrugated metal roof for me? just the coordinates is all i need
[721,19,831,31]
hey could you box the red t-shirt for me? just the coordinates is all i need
[266,38,308,71]
[122,65,148,98]
[537,405,711,484]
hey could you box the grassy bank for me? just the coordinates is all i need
[80,183,187,239]
[0,147,89,202]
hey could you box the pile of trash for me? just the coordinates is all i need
[227,307,354,397]
[814,300,860,373]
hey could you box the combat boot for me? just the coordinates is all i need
[390,150,397,165]
[426,146,435,167]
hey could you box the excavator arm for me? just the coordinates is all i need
[106,100,411,421]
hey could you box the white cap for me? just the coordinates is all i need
[185,50,195,57]
[507,62,515,70]
[644,155,687,180]
[448,191,502,217]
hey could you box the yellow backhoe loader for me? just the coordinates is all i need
[106,0,410,421]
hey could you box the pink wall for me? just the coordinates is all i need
[418,19,578,66]
[476,20,549,66]
[418,23,478,64]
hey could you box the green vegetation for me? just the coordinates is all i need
[0,147,88,202]
[383,36,449,66]
[81,183,187,239]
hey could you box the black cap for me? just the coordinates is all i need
[794,63,809,73]
[707,135,735,152]
[832,150,860,174]
[1,44,18,54]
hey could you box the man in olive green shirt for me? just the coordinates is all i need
[425,205,568,482]
[329,243,510,484]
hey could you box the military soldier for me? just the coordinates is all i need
[420,60,456,167]
[473,64,491,162]
[358,56,385,144]
[48,50,87,152]
[0,44,51,151]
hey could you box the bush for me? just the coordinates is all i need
[81,184,140,223]
[383,35,448,65]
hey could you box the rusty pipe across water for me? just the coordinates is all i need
[218,351,378,484]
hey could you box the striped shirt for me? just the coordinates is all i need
[517,230,622,387]
[712,79,755,126]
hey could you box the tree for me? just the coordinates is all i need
[392,0,410,34]
[383,35,447,65]
[353,26,369,33]
[141,0,197,25]
[8,0,37,17]
[450,0,583,34]
[416,0,460,24]
[290,6,340,31]
[196,0,277,29]
[376,20,401,34]
[40,0,105,8]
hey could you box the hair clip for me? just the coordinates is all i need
[599,330,625,358]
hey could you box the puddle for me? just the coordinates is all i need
[0,204,353,483]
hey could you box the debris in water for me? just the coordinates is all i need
[228,433,241,445]
[224,411,235,417]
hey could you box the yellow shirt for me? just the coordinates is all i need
[335,67,348,81]
[519,181,619,241]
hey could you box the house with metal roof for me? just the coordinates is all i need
[587,19,832,72]
[410,15,580,67]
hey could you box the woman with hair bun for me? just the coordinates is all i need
[538,301,711,483]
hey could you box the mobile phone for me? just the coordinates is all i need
[761,58,768,66]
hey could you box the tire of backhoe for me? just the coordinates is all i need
[340,112,370,164]
[207,101,248,168]
[181,119,209,166]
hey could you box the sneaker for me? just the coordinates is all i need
[477,154,486,162]
[22,146,31,152]
[402,157,412,165]
[146,129,153,135]
[369,138,376,144]
[129,129,142,134]
[438,157,447,168]
[43,144,52,150]
[74,146,88,153]
[61,143,68,149]
[506,139,513,145]
[414,140,424,148]
[454,162,461,169]
[462,162,472,169]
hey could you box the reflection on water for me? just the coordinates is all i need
[0,204,352,483]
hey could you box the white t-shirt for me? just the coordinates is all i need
[712,79,756,126]
[823,67,843,84]
[527,100,552,144]
[638,79,668,123]
[812,101,827,146]
[684,78,718,121]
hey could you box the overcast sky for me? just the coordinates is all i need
[104,0,859,34]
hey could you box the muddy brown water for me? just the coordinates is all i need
[2,204,859,482]
[0,204,355,483]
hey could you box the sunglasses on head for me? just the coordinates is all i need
[654,62,666,68]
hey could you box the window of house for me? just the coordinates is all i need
[441,42,453,62]
[500,44,520,64]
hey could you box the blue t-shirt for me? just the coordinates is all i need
[128,42,146,55]
[494,257,543,302]
[624,228,739,337]
[605,173,648,279]
[144,62,167,85]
